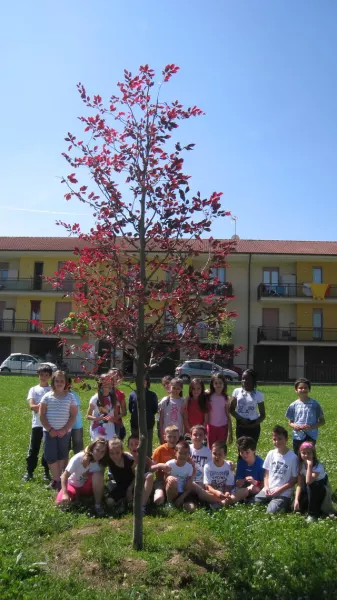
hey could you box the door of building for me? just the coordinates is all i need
[33,262,44,290]
[262,308,279,340]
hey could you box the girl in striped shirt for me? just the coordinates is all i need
[39,370,78,491]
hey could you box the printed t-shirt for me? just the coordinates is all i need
[204,460,235,492]
[152,444,176,480]
[208,394,228,427]
[300,461,326,482]
[232,388,264,421]
[189,444,212,484]
[285,398,324,441]
[159,397,184,435]
[89,393,116,441]
[263,449,298,498]
[66,451,102,488]
[27,384,51,428]
[40,392,77,431]
[166,459,194,493]
[235,455,265,483]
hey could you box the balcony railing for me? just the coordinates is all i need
[258,283,337,299]
[257,326,337,343]
[0,278,75,292]
[203,282,233,297]
[0,320,73,334]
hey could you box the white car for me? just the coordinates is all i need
[175,359,240,383]
[0,354,57,374]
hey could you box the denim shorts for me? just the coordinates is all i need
[43,431,71,463]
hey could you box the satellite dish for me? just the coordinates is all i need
[231,234,240,241]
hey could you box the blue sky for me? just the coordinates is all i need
[1,1,336,241]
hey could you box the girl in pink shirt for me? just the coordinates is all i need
[206,374,232,448]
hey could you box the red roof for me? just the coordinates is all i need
[0,236,337,256]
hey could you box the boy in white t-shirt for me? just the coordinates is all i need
[165,440,194,507]
[255,425,298,513]
[23,365,53,482]
[203,441,235,508]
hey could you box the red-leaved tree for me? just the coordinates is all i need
[55,64,237,549]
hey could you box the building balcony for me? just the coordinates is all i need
[0,278,74,294]
[257,326,337,344]
[258,283,337,301]
[0,320,76,336]
[203,282,233,297]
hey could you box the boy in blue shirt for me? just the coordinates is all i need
[235,436,265,498]
[285,378,325,455]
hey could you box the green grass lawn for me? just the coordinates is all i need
[0,377,336,599]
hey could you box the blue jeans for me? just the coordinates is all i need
[254,488,292,513]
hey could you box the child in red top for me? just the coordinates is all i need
[108,369,127,440]
[206,374,232,448]
[183,378,209,433]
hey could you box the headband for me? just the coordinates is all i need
[299,442,314,450]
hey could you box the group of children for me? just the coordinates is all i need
[23,365,334,522]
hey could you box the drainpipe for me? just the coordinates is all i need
[247,253,252,369]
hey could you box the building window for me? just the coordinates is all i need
[312,267,323,284]
[0,262,9,281]
[313,309,323,340]
[263,268,279,285]
[211,267,226,283]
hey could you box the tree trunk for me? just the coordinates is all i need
[132,352,147,550]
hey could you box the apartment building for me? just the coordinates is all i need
[228,239,337,382]
[0,237,82,365]
[1,237,337,381]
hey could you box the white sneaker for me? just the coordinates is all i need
[306,515,317,523]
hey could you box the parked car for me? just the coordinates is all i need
[175,360,240,383]
[0,354,57,374]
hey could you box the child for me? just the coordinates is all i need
[183,379,209,433]
[56,438,107,517]
[255,425,298,513]
[68,376,84,456]
[189,424,212,486]
[128,374,158,457]
[39,370,78,490]
[87,375,117,441]
[206,374,232,448]
[158,378,184,443]
[152,425,180,505]
[203,441,235,508]
[165,440,194,507]
[285,378,325,455]
[23,365,53,482]
[294,441,331,522]
[107,437,154,515]
[230,369,265,445]
[157,375,173,440]
[233,436,265,502]
[108,368,127,440]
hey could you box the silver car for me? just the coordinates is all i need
[175,360,239,383]
[0,353,57,373]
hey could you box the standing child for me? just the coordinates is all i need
[206,374,232,449]
[23,365,53,482]
[68,377,84,455]
[56,438,107,517]
[109,369,127,440]
[128,374,158,457]
[294,441,331,522]
[255,425,298,513]
[285,378,325,455]
[39,370,78,490]
[203,441,235,508]
[159,378,185,443]
[230,369,265,445]
[87,375,117,442]
[157,375,173,441]
[165,440,194,508]
[152,425,180,505]
[183,379,209,434]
